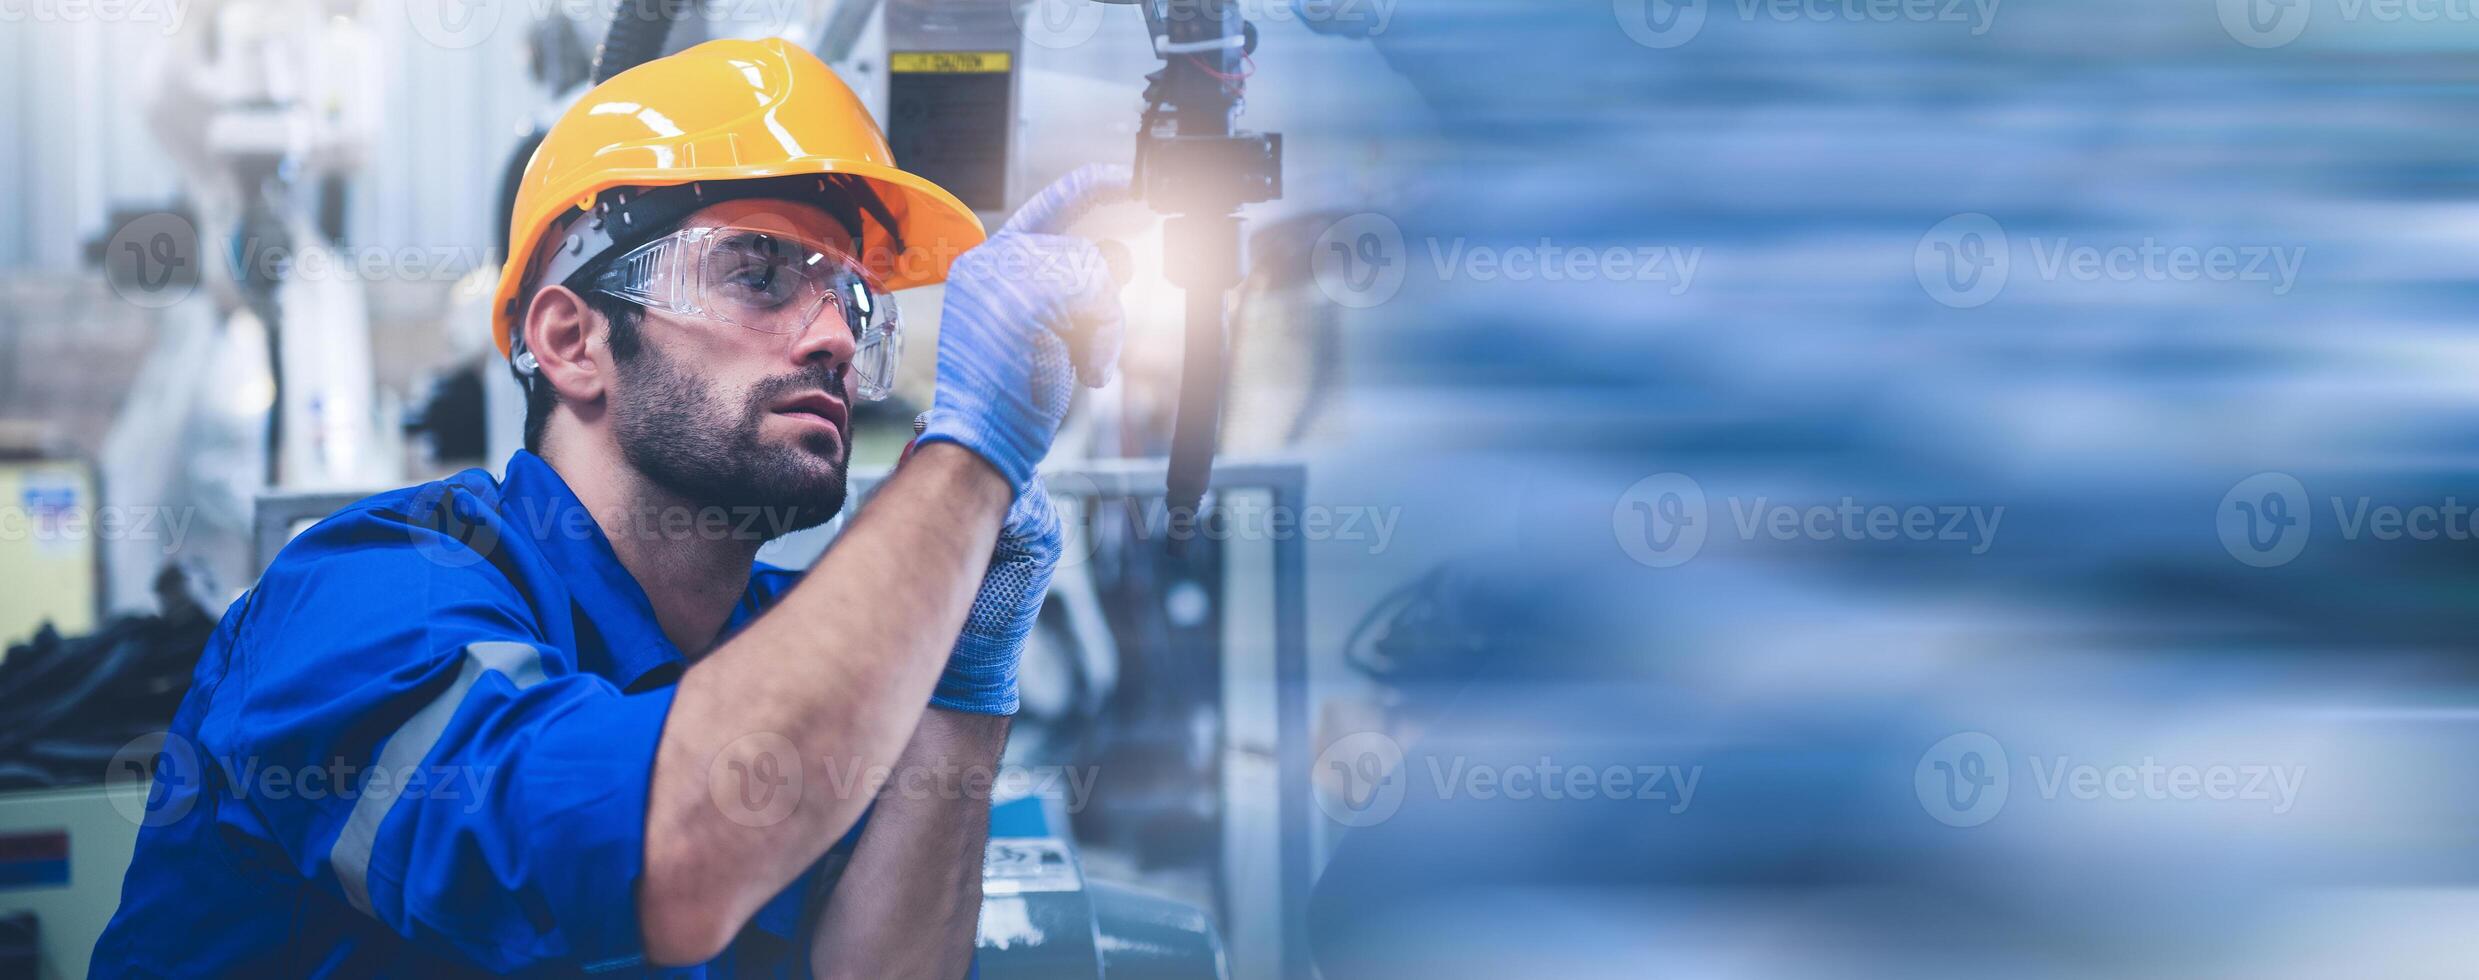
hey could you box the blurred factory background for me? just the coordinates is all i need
[4,0,2479,977]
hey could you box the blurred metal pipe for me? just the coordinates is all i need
[814,0,885,63]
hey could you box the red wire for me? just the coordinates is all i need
[1183,51,1256,97]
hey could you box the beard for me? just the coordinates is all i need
[610,338,849,537]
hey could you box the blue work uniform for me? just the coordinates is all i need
[92,450,867,977]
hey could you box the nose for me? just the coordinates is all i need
[786,302,859,369]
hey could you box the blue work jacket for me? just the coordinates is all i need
[91,450,867,977]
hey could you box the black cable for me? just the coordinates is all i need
[590,0,682,84]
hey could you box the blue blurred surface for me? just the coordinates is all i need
[1300,2,2479,976]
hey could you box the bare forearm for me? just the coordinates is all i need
[640,444,1010,964]
[811,709,1008,980]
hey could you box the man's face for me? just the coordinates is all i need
[606,198,862,535]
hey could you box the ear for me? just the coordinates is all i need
[522,285,612,409]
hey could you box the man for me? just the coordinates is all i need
[92,38,1124,977]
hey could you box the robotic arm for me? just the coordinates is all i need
[1104,0,1283,551]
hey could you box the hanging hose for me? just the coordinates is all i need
[591,0,683,84]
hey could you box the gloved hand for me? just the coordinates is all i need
[917,165,1131,492]
[930,477,1062,715]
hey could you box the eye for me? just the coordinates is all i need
[725,262,777,292]
[709,235,804,307]
[720,265,796,309]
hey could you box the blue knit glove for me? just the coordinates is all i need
[917,165,1131,492]
[931,477,1061,715]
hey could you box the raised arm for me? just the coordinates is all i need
[641,443,1009,963]
[635,166,1130,964]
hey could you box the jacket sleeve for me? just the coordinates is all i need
[201,511,674,973]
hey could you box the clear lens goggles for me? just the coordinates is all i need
[587,225,903,400]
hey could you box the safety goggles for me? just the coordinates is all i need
[586,225,903,401]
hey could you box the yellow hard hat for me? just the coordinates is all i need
[491,37,986,358]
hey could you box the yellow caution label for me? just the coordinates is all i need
[890,51,1012,74]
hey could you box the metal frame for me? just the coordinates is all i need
[253,490,365,575]
[252,458,1314,980]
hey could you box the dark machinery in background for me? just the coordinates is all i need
[0,565,216,790]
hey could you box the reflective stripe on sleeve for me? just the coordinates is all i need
[331,641,547,916]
